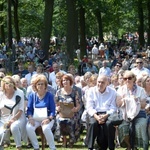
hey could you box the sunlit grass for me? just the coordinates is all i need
[4,133,126,150]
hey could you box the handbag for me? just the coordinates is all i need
[108,110,123,126]
[59,102,74,118]
[33,107,48,122]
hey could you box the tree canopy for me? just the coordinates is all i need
[0,0,150,62]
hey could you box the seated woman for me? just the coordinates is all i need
[26,74,56,150]
[55,74,81,148]
[116,70,148,150]
[141,75,150,140]
[0,76,27,150]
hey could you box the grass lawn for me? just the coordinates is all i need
[2,134,144,150]
[4,141,125,150]
[3,135,125,150]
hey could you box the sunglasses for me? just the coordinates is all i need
[136,62,143,64]
[123,77,133,81]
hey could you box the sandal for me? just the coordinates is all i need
[68,142,74,148]
[26,143,32,148]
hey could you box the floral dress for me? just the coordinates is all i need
[55,87,81,144]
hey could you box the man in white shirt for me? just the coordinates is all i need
[86,75,117,150]
[76,48,81,62]
[99,60,111,77]
[131,58,150,76]
[99,43,105,58]
[91,44,99,60]
[25,64,36,85]
[49,62,66,90]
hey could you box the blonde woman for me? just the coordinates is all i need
[0,76,27,150]
[26,74,56,150]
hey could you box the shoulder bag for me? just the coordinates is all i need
[108,110,123,126]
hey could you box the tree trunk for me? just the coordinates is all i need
[147,0,150,46]
[137,0,144,46]
[66,0,77,64]
[41,0,54,60]
[95,9,104,43]
[0,2,5,43]
[74,3,78,52]
[7,0,12,49]
[79,5,86,58]
[12,0,20,42]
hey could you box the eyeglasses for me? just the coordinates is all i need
[116,65,121,67]
[62,79,69,82]
[5,82,14,85]
[123,77,133,81]
[37,83,45,86]
[136,62,143,64]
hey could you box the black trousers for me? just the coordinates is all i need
[87,116,116,150]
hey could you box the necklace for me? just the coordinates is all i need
[37,92,46,100]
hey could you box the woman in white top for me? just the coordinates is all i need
[116,71,148,150]
[0,76,27,150]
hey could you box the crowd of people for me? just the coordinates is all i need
[0,38,150,150]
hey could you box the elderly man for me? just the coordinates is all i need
[131,58,150,76]
[98,60,111,77]
[49,62,66,90]
[86,75,117,150]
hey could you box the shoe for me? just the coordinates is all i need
[26,143,32,148]
[3,143,10,148]
[16,147,22,150]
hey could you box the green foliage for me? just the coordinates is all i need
[52,0,67,37]
[0,0,149,44]
[18,0,44,37]
[73,58,80,69]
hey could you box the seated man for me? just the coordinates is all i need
[86,75,117,150]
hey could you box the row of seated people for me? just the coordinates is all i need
[0,70,150,150]
[0,73,83,150]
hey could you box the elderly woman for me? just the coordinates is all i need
[116,70,148,150]
[26,74,56,150]
[55,72,65,90]
[55,74,81,148]
[0,71,5,90]
[136,75,143,87]
[117,70,125,88]
[0,76,27,150]
[68,65,76,77]
[141,75,150,140]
